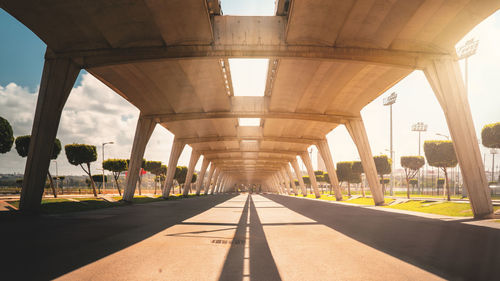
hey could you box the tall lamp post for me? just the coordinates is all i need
[51,160,58,192]
[491,149,497,182]
[102,141,114,191]
[383,92,397,196]
[457,38,479,96]
[411,122,427,192]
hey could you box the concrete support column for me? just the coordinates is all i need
[210,168,221,195]
[424,58,493,218]
[279,169,289,194]
[316,139,343,201]
[300,151,320,198]
[290,159,307,196]
[162,138,186,197]
[276,173,284,194]
[123,115,156,201]
[281,167,291,195]
[195,157,210,195]
[214,171,224,194]
[346,118,384,205]
[182,149,201,196]
[285,164,298,195]
[20,56,80,212]
[204,164,215,195]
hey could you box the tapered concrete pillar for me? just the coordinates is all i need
[346,118,384,205]
[424,58,493,218]
[285,164,299,195]
[291,159,307,196]
[281,168,291,194]
[210,168,221,195]
[182,149,201,196]
[279,169,289,194]
[123,116,156,201]
[213,170,223,194]
[300,152,320,198]
[195,157,210,195]
[216,173,226,194]
[273,174,282,194]
[316,139,343,201]
[204,164,215,195]
[162,138,186,197]
[19,56,81,212]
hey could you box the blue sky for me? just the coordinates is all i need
[1,2,499,176]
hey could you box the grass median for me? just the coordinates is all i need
[6,194,206,214]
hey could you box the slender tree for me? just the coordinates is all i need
[336,161,353,196]
[352,161,364,197]
[373,155,391,194]
[103,159,128,195]
[174,166,188,194]
[400,156,425,199]
[15,135,61,198]
[0,116,14,154]
[144,160,162,194]
[424,141,458,201]
[65,144,98,197]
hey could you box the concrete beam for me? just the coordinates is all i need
[200,149,301,156]
[147,111,357,124]
[177,136,321,145]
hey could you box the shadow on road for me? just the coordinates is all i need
[0,195,236,280]
[218,195,282,281]
[264,194,500,281]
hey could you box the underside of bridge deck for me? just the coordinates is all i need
[2,0,498,217]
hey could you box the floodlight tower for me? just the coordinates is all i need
[411,122,427,190]
[457,38,479,96]
[383,92,397,196]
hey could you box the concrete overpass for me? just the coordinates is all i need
[2,0,498,217]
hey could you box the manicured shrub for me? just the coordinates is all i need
[103,159,127,195]
[401,156,425,199]
[481,122,500,148]
[65,144,98,197]
[424,140,457,201]
[0,116,14,154]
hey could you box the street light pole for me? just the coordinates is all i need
[52,160,58,192]
[411,122,427,193]
[457,38,479,97]
[492,149,497,182]
[102,141,114,192]
[383,92,397,196]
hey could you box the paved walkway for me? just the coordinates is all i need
[1,194,499,280]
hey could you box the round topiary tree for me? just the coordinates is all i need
[103,159,128,196]
[15,135,61,198]
[0,116,14,154]
[336,161,353,196]
[352,161,364,197]
[424,140,458,201]
[481,122,500,149]
[374,155,391,194]
[65,144,98,197]
[401,156,425,199]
